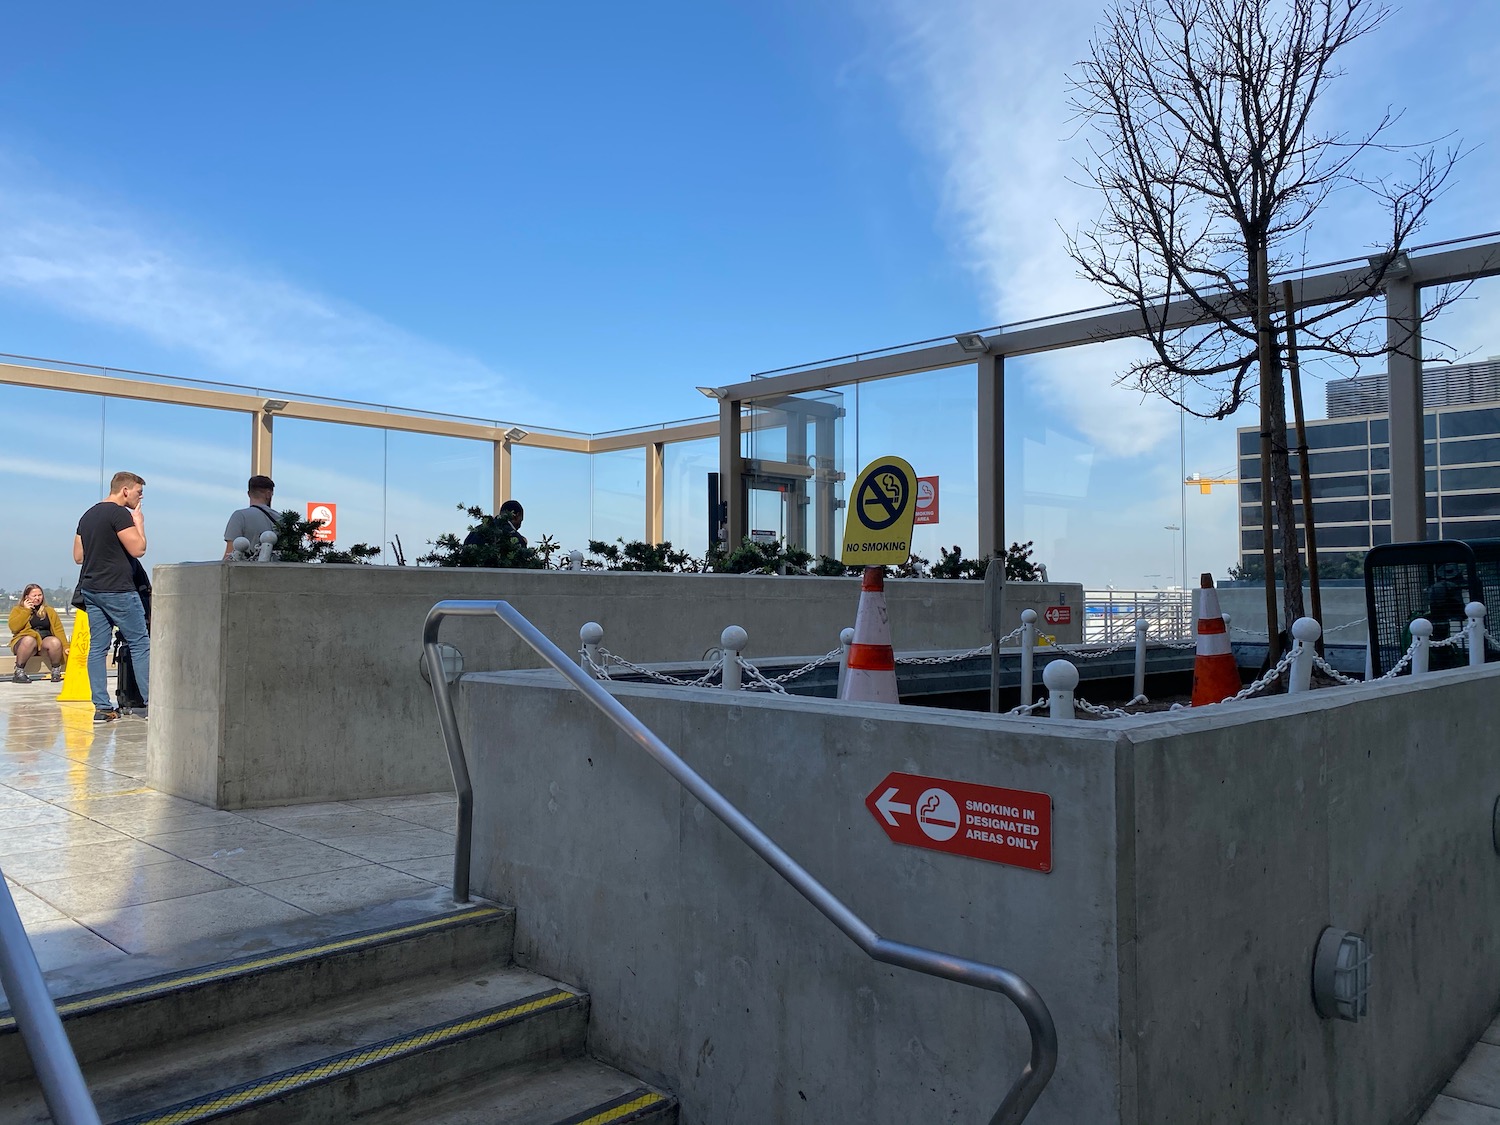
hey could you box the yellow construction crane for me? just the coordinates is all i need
[1185,472,1238,494]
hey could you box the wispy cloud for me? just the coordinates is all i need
[865,0,1178,457]
[0,166,541,422]
[861,0,1499,460]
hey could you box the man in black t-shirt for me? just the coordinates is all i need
[73,471,152,723]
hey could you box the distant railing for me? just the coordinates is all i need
[1083,588,1192,644]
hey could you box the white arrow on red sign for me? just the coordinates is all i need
[1044,606,1071,625]
[873,787,911,827]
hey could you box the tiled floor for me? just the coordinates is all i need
[0,677,460,981]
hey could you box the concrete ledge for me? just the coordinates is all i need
[148,563,986,808]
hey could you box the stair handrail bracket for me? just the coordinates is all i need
[423,598,1059,1125]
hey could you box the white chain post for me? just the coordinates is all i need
[1132,617,1149,701]
[1020,609,1038,708]
[1467,602,1487,668]
[1222,611,1232,635]
[568,549,584,572]
[1043,659,1078,721]
[579,622,604,676]
[231,535,251,560]
[838,627,854,698]
[720,625,747,692]
[1410,618,1433,676]
[256,529,277,562]
[1288,617,1322,693]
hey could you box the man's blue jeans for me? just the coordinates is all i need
[81,590,149,711]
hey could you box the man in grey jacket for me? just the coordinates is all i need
[223,475,279,558]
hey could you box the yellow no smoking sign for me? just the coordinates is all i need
[841,455,918,565]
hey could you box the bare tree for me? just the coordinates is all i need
[1067,0,1459,639]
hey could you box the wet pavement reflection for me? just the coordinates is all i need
[0,679,459,983]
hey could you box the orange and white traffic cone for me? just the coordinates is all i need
[1191,572,1241,706]
[840,567,899,704]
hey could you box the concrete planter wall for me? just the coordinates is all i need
[148,562,987,808]
[462,664,1500,1125]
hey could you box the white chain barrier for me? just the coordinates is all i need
[577,602,1494,708]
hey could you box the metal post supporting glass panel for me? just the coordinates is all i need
[423,599,1058,1125]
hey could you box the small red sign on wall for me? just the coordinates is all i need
[306,503,337,542]
[914,476,939,525]
[865,771,1052,873]
[1044,605,1072,625]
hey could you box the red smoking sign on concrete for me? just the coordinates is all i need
[1044,605,1071,625]
[865,771,1052,873]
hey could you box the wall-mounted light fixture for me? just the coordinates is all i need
[696,386,728,400]
[503,426,528,444]
[262,399,289,414]
[419,642,465,686]
[954,333,989,354]
[1367,250,1412,281]
[1312,926,1370,1022]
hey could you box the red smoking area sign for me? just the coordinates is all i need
[1044,605,1072,625]
[865,772,1052,873]
[914,476,939,525]
[306,503,337,542]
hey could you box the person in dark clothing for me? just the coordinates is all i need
[73,471,151,723]
[464,499,527,552]
[112,557,152,714]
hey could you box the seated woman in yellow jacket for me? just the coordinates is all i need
[9,583,68,684]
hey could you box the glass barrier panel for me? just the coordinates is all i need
[662,437,717,558]
[99,398,248,567]
[384,431,493,565]
[591,449,646,548]
[0,384,108,593]
[1003,338,1217,589]
[853,367,975,567]
[511,445,591,559]
[271,418,389,561]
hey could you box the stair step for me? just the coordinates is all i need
[362,1056,677,1124]
[0,966,585,1123]
[0,900,513,1082]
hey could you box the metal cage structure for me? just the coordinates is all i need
[1364,540,1485,677]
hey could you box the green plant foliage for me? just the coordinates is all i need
[585,539,701,572]
[930,545,991,580]
[812,556,862,577]
[705,538,813,575]
[418,504,544,569]
[266,509,380,564]
[919,541,1041,581]
[1002,540,1043,581]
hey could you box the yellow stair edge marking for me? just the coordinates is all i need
[0,905,504,1032]
[113,988,579,1125]
[571,1091,671,1125]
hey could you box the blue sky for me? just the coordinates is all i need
[1,1,1497,590]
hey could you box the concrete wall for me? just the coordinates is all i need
[148,562,987,807]
[462,676,1127,1125]
[461,663,1500,1124]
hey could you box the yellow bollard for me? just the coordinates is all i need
[57,609,93,703]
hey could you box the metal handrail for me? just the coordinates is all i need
[0,873,102,1124]
[423,599,1058,1125]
